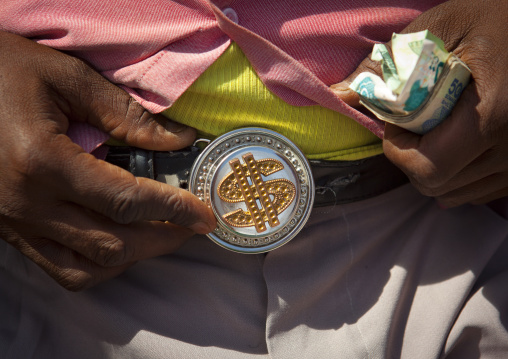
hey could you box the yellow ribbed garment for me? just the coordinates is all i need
[163,42,382,161]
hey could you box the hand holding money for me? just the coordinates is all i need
[345,30,471,134]
[333,0,508,208]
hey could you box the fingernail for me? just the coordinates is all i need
[190,221,214,234]
[164,120,188,134]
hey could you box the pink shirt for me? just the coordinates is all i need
[1,0,445,148]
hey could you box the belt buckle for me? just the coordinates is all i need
[189,128,315,253]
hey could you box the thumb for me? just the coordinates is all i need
[8,29,197,151]
[330,53,382,108]
[329,0,461,109]
[89,92,196,152]
[56,64,196,151]
[330,0,477,109]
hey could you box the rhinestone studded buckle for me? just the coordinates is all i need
[189,128,315,253]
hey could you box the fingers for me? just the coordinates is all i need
[382,83,481,177]
[67,160,217,231]
[31,202,193,267]
[0,30,195,152]
[11,235,133,291]
[36,135,216,232]
[0,31,214,291]
[382,82,508,207]
[397,0,476,53]
[0,32,216,233]
[330,56,382,108]
[0,133,208,292]
[331,1,508,207]
[436,174,508,208]
[52,55,197,151]
[382,122,480,192]
[2,182,197,291]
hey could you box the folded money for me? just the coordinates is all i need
[349,30,471,134]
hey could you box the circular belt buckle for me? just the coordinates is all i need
[189,128,315,253]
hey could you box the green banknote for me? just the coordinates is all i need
[349,30,471,134]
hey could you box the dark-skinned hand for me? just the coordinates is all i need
[332,0,508,208]
[0,31,216,291]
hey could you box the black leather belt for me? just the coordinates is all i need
[105,146,408,208]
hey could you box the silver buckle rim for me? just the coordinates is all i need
[189,128,315,254]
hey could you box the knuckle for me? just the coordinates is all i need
[163,192,194,226]
[92,237,131,267]
[0,179,30,221]
[0,203,28,224]
[354,55,382,77]
[105,180,142,224]
[361,60,382,76]
[57,269,95,292]
[110,97,151,142]
[124,97,149,127]
[10,140,46,180]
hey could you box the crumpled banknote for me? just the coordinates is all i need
[349,30,471,134]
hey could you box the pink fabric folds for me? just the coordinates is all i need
[65,122,110,158]
[0,0,446,149]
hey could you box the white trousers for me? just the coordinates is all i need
[2,184,508,358]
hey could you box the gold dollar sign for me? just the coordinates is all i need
[217,153,296,233]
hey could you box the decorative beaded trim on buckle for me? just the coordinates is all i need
[189,128,314,253]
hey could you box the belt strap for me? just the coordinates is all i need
[105,146,408,207]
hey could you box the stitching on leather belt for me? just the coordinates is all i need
[105,146,409,207]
